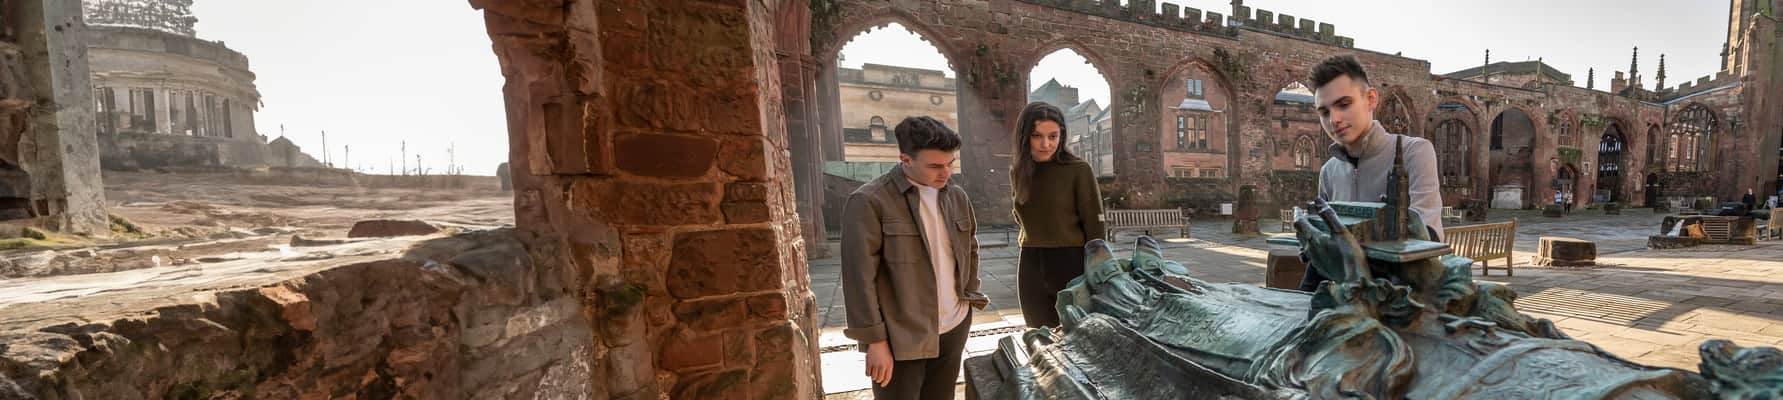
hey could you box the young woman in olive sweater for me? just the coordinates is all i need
[1009,102,1106,328]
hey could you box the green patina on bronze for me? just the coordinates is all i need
[970,137,1774,399]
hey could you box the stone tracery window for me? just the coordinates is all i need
[1667,104,1716,172]
[1435,119,1470,178]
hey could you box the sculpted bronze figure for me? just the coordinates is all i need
[966,138,1771,399]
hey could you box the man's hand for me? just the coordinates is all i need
[865,341,893,387]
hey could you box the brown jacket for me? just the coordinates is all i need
[841,166,988,361]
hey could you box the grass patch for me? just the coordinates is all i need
[0,230,90,251]
[109,213,152,239]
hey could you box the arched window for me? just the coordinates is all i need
[1293,136,1316,169]
[1556,116,1573,148]
[1668,105,1717,171]
[868,116,888,142]
[1378,95,1411,136]
[1435,119,1470,177]
[1647,126,1662,166]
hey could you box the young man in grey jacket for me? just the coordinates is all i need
[1298,55,1446,292]
[841,116,989,399]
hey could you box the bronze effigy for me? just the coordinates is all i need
[967,138,1769,399]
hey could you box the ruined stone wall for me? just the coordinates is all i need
[10,0,108,234]
[96,131,268,169]
[0,230,602,398]
[476,0,820,398]
[811,0,1781,212]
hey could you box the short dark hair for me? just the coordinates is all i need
[893,116,962,155]
[1308,55,1370,89]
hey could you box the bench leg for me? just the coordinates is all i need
[1504,258,1513,277]
[1478,260,1489,276]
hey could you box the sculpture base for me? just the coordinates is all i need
[1648,235,1702,249]
[1533,237,1596,267]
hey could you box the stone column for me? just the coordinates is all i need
[475,0,820,398]
[14,0,108,235]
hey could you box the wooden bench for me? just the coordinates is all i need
[1443,219,1518,276]
[1103,209,1190,240]
[1764,209,1782,241]
[1697,216,1758,245]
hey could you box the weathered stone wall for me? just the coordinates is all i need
[0,230,600,398]
[475,0,821,398]
[10,0,108,234]
[97,131,266,169]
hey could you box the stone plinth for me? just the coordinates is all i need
[1265,247,1305,290]
[1232,218,1261,235]
[1543,205,1565,218]
[1533,237,1596,267]
[1648,235,1703,249]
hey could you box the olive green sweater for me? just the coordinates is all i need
[1013,159,1106,248]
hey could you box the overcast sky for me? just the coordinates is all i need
[841,0,1730,110]
[189,0,506,176]
[185,1,1728,176]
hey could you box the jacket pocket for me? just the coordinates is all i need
[883,222,925,264]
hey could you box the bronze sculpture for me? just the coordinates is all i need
[966,138,1773,399]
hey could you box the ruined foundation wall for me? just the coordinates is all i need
[0,230,601,398]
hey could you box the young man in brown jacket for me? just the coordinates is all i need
[841,116,989,399]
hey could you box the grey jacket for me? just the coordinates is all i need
[1318,120,1446,239]
[841,166,988,361]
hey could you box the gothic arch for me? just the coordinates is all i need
[817,9,965,72]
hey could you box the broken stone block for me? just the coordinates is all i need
[290,234,353,247]
[347,220,442,238]
[1532,237,1596,267]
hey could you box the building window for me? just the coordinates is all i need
[1173,167,1192,177]
[1176,114,1208,150]
[1293,136,1316,169]
[1436,119,1470,178]
[868,91,883,101]
[1667,104,1716,172]
[929,95,943,106]
[1556,117,1573,148]
[1175,115,1187,149]
[1199,168,1222,178]
[868,116,887,142]
[1185,78,1204,99]
[1648,126,1662,166]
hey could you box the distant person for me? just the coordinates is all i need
[1009,102,1105,329]
[841,116,987,400]
[1299,55,1444,293]
[1742,188,1757,211]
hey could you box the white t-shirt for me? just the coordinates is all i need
[910,179,970,332]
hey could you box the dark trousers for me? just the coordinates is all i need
[1018,247,1085,328]
[872,311,972,400]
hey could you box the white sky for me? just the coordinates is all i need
[189,0,506,176]
[184,1,1729,176]
[841,0,1731,109]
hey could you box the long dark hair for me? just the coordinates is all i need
[1011,102,1081,205]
